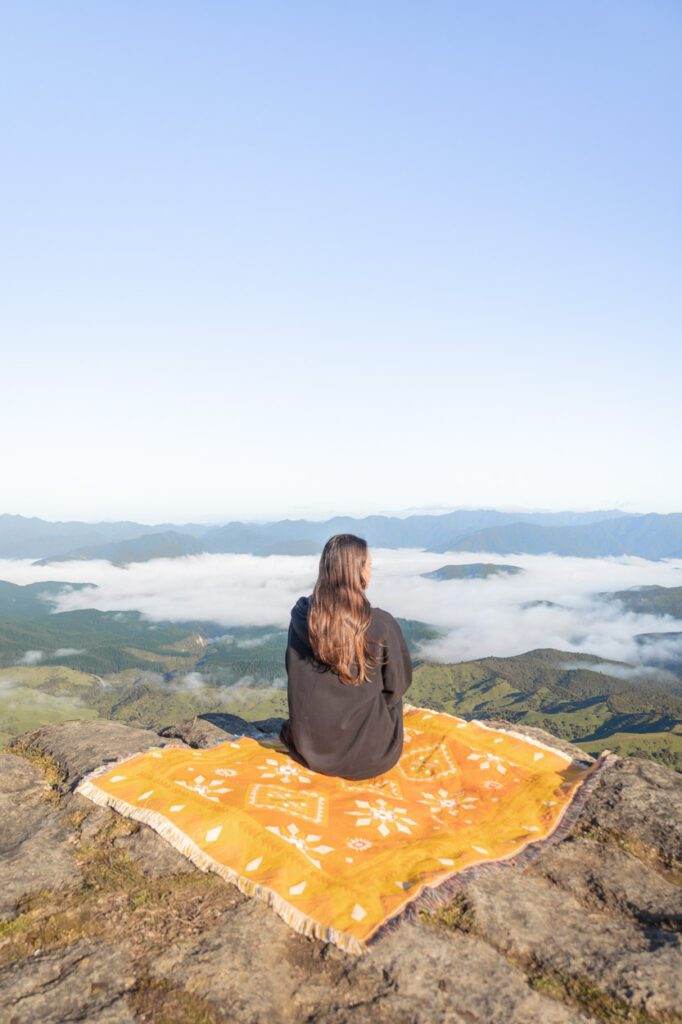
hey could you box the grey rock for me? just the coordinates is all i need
[60,790,196,878]
[0,940,136,1023]
[66,793,114,842]
[159,712,269,748]
[576,755,682,872]
[3,718,681,1024]
[12,719,183,790]
[0,753,52,856]
[533,835,682,928]
[151,907,591,1024]
[0,753,80,919]
[151,899,305,1023]
[461,870,681,1020]
[370,922,594,1024]
[112,822,196,877]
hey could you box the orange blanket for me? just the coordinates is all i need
[77,707,597,953]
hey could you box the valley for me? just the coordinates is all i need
[1,576,680,769]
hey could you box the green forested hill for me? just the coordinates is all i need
[409,648,682,769]
[0,580,226,675]
[601,585,682,617]
[421,563,523,580]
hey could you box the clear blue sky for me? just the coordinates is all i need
[2,2,680,522]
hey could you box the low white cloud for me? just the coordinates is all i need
[0,554,315,627]
[0,551,681,668]
[210,680,287,708]
[53,647,85,657]
[208,633,280,648]
[234,633,279,648]
[558,660,678,683]
[166,671,286,716]
[0,674,87,708]
[17,650,44,665]
[177,671,206,692]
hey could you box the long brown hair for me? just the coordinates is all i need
[308,534,373,685]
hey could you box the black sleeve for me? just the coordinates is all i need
[284,623,292,674]
[381,617,413,709]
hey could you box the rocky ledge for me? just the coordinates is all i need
[1,716,680,1024]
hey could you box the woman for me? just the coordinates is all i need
[280,533,413,780]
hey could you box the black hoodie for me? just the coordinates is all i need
[280,595,413,780]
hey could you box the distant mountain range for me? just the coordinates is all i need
[2,508,681,564]
[32,531,207,567]
[0,514,208,559]
[448,514,682,560]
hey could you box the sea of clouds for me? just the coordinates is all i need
[1,551,681,668]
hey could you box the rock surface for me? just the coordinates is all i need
[1,716,680,1024]
[0,940,137,1024]
[10,718,183,791]
[159,712,271,748]
[0,753,81,918]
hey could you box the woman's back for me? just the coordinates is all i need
[281,593,413,779]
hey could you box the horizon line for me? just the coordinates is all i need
[4,504,681,529]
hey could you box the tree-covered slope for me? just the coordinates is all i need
[601,585,682,617]
[409,649,682,770]
[421,563,523,580]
